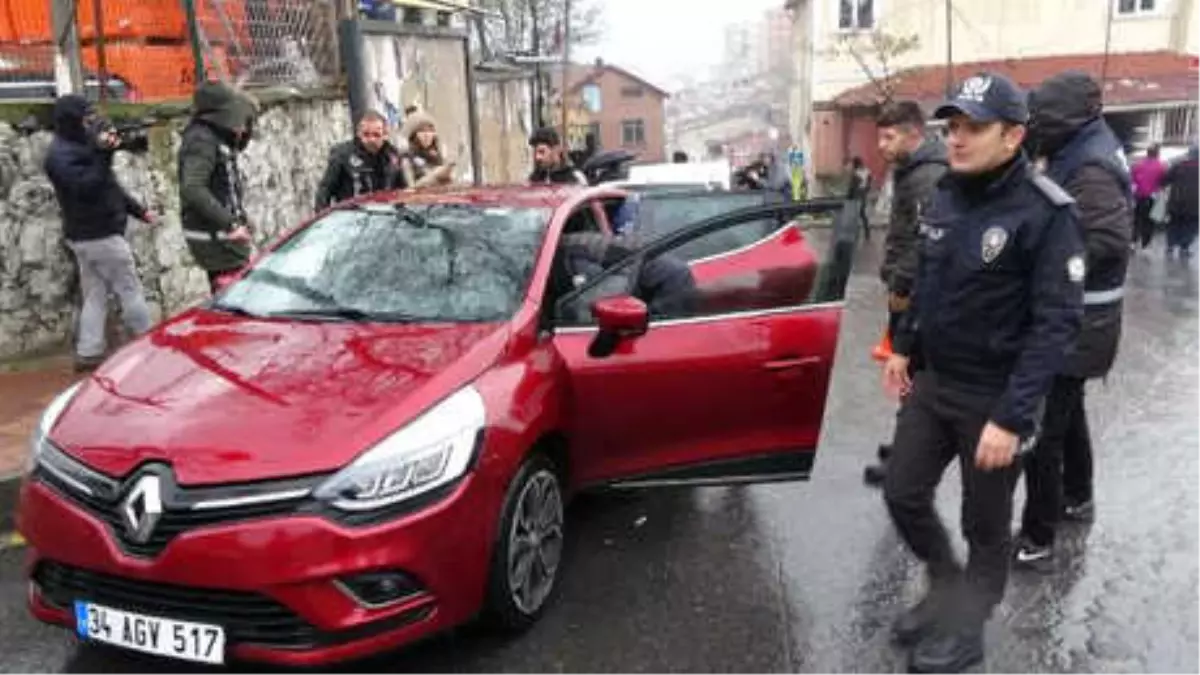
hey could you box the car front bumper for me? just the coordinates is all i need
[18,473,499,667]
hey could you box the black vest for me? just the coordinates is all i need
[1044,119,1131,299]
[1044,119,1130,379]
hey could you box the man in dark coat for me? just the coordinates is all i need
[315,109,406,210]
[528,127,587,185]
[1016,71,1134,566]
[43,95,158,372]
[178,81,258,293]
[1162,144,1199,258]
[863,101,948,487]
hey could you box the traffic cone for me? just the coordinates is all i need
[871,332,893,362]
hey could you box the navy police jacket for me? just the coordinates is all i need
[893,153,1085,437]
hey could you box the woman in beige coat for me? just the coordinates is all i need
[399,109,455,188]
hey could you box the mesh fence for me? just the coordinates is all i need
[0,0,340,103]
[0,0,58,100]
[194,0,340,90]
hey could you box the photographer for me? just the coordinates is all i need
[179,81,258,293]
[43,94,159,373]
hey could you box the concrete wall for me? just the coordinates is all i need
[476,76,535,183]
[0,94,350,361]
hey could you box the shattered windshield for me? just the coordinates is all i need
[215,203,551,322]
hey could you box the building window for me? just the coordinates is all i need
[581,84,602,113]
[838,0,875,30]
[1116,0,1156,14]
[621,85,645,98]
[622,119,646,147]
[588,122,602,149]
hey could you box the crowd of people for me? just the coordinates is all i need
[850,69,1196,673]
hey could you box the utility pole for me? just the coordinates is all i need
[945,0,954,97]
[182,0,207,84]
[50,0,83,95]
[1100,0,1115,103]
[561,0,573,147]
[92,0,109,103]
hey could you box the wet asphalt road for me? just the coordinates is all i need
[1,238,1196,673]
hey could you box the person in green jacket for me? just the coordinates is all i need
[178,81,259,293]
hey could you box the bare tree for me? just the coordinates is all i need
[471,0,602,58]
[824,29,920,103]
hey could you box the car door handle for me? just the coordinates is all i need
[763,356,821,371]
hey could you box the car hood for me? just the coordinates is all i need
[49,309,511,485]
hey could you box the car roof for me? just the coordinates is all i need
[350,184,584,210]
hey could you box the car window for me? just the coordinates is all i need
[556,201,845,327]
[634,192,786,261]
[218,204,551,322]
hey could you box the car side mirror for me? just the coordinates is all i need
[588,295,649,358]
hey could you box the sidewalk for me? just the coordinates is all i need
[0,354,83,533]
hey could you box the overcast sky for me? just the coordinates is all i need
[574,0,784,91]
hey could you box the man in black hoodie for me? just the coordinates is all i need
[43,95,158,372]
[1017,72,1133,567]
[178,81,258,292]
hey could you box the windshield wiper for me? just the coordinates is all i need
[263,307,421,323]
[209,301,262,318]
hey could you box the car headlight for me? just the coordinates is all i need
[27,382,116,499]
[314,385,486,512]
[28,382,82,470]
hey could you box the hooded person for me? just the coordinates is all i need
[1015,71,1134,566]
[315,109,406,209]
[1161,143,1199,257]
[178,81,259,292]
[399,108,455,188]
[43,94,158,372]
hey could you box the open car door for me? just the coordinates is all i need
[550,196,854,488]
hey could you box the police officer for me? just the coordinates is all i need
[315,110,406,210]
[1015,72,1133,567]
[882,73,1085,673]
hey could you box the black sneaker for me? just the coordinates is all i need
[908,623,984,673]
[74,356,104,373]
[878,443,892,461]
[1013,537,1053,571]
[863,463,887,487]
[1062,500,1095,522]
[893,589,948,647]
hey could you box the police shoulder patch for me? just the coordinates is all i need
[1067,255,1086,283]
[1030,174,1075,207]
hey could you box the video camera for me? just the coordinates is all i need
[87,116,152,154]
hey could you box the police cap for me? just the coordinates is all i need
[935,72,1029,125]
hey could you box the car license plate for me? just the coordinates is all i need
[74,600,225,664]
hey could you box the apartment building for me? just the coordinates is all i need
[794,0,1200,179]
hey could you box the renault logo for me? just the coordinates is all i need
[121,475,163,544]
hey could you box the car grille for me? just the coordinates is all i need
[34,561,322,648]
[35,467,312,558]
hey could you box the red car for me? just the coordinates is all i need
[18,184,848,667]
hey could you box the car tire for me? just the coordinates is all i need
[483,453,566,633]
